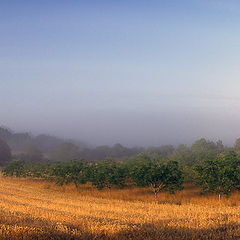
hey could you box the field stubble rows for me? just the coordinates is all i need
[0,177,240,239]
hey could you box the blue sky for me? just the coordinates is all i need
[1,0,240,146]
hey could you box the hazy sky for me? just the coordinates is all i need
[1,0,240,146]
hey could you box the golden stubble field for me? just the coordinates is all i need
[0,176,240,240]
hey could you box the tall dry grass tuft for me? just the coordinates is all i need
[0,177,240,239]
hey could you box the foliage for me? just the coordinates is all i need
[79,144,144,162]
[170,144,194,167]
[145,145,175,159]
[194,151,240,198]
[50,159,87,189]
[191,138,220,163]
[130,154,184,196]
[23,162,51,178]
[89,158,127,190]
[2,160,51,178]
[2,160,25,177]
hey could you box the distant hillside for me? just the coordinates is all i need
[0,126,146,162]
[0,126,89,153]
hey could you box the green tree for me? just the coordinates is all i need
[22,162,51,178]
[2,159,25,177]
[194,151,240,200]
[50,159,87,190]
[89,159,126,190]
[130,154,184,199]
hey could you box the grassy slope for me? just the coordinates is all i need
[0,177,240,239]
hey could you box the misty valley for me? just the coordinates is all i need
[0,126,240,239]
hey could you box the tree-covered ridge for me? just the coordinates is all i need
[0,126,89,154]
[0,127,144,162]
[1,126,235,164]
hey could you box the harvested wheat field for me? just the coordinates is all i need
[0,176,240,240]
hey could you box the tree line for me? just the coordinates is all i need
[2,156,184,199]
[2,151,240,199]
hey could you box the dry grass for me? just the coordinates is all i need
[0,176,240,239]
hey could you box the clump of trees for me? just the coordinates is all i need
[2,160,25,176]
[130,154,183,199]
[50,159,88,189]
[88,158,127,190]
[194,151,240,199]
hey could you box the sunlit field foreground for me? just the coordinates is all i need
[0,177,240,239]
